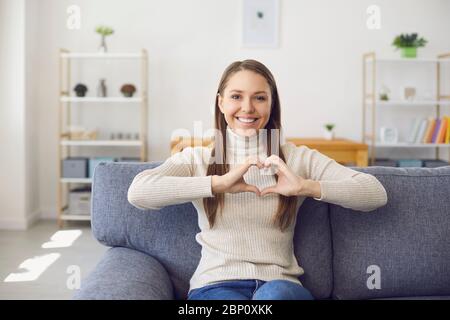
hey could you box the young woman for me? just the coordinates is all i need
[127,59,388,300]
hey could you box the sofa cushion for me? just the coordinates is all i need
[73,247,173,300]
[330,166,450,300]
[91,162,333,300]
[295,198,333,299]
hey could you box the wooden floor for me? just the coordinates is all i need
[0,220,107,299]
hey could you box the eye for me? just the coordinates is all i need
[231,94,240,100]
[255,96,266,101]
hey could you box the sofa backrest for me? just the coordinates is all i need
[91,162,333,300]
[329,166,450,299]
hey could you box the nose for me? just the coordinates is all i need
[240,96,255,113]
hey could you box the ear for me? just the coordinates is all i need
[217,93,224,114]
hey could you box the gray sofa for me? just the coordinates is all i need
[73,162,450,300]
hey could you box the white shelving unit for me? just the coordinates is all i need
[60,52,143,59]
[60,140,142,146]
[375,100,450,107]
[362,51,450,165]
[57,48,148,227]
[60,96,143,103]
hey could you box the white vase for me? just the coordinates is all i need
[98,35,107,53]
[324,130,334,140]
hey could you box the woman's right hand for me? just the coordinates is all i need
[211,156,264,196]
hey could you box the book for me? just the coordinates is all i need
[415,119,428,144]
[407,117,422,143]
[431,118,441,143]
[446,116,450,144]
[422,117,436,143]
[437,117,448,143]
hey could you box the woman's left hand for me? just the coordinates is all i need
[259,155,317,197]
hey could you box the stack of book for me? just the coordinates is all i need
[407,116,450,144]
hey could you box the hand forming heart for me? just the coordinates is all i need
[211,155,308,197]
[259,155,307,197]
[211,155,264,196]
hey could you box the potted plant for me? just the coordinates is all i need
[120,84,136,97]
[73,83,88,97]
[323,123,335,140]
[379,85,390,101]
[95,25,114,53]
[392,33,427,58]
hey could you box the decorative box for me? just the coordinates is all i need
[62,157,89,178]
[68,187,91,215]
[397,159,423,167]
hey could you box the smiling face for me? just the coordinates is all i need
[217,70,272,137]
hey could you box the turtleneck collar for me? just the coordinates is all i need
[225,127,268,164]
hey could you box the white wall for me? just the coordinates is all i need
[0,0,40,229]
[0,0,33,229]
[5,0,450,221]
[25,0,41,226]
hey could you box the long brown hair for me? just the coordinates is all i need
[202,59,298,232]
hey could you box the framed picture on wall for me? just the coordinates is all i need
[242,0,279,48]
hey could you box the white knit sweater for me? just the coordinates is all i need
[127,128,388,292]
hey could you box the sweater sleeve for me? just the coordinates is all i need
[284,142,388,212]
[127,147,213,210]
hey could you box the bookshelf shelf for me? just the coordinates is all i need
[60,214,91,221]
[368,100,450,107]
[375,142,450,148]
[60,52,143,59]
[362,51,450,166]
[60,140,142,146]
[365,58,450,63]
[60,96,142,103]
[60,178,92,184]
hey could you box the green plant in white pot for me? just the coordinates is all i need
[323,123,335,140]
[392,33,427,58]
[96,25,114,53]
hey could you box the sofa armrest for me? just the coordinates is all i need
[72,246,174,300]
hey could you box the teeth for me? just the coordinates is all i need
[237,117,257,123]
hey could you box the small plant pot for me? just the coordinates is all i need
[75,91,86,97]
[122,92,134,98]
[324,130,334,140]
[401,47,417,58]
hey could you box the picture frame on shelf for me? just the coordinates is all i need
[402,86,417,101]
[380,127,399,144]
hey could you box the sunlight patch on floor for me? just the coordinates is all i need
[3,253,61,282]
[41,230,82,249]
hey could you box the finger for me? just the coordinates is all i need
[260,187,277,197]
[262,160,280,175]
[228,162,252,182]
[235,181,260,195]
[264,156,281,169]
[254,160,264,169]
[264,156,290,175]
[244,184,261,196]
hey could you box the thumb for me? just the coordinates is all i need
[260,187,277,197]
[244,184,261,196]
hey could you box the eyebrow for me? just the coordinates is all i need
[229,90,268,95]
